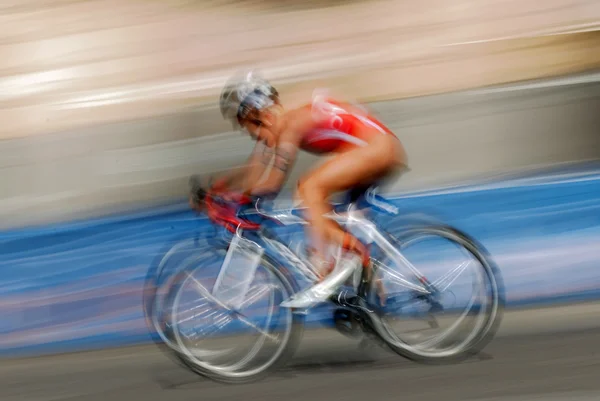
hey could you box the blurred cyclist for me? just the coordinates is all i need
[193,71,408,307]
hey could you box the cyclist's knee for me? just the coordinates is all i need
[297,176,326,204]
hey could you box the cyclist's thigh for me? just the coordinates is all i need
[298,134,401,196]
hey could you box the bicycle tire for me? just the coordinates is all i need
[367,223,505,364]
[142,233,214,361]
[163,253,306,384]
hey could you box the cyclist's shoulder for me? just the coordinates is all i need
[305,88,366,120]
[282,89,335,126]
[312,90,393,132]
[286,88,383,133]
[310,88,348,109]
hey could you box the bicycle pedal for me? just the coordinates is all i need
[329,290,358,308]
[335,293,375,316]
[429,301,444,314]
[333,309,363,339]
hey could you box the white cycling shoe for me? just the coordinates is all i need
[280,253,362,309]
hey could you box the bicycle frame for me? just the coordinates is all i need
[216,194,434,307]
[150,187,503,384]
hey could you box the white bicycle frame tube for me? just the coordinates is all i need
[254,204,432,295]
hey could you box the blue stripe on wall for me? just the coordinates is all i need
[1,162,600,357]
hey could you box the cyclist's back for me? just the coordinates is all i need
[298,91,397,155]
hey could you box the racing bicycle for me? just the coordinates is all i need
[143,177,505,384]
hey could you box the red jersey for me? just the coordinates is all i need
[298,91,397,155]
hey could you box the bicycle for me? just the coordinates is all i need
[143,177,505,384]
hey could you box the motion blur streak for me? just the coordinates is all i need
[2,163,600,355]
[0,0,598,139]
[1,0,600,399]
[0,77,599,229]
[2,304,600,401]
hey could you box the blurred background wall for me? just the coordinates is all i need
[1,0,600,358]
[0,0,599,229]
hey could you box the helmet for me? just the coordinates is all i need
[219,70,279,126]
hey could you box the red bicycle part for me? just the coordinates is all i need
[204,192,260,233]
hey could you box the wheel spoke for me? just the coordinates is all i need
[369,226,501,360]
[153,249,298,382]
[239,284,279,310]
[185,273,281,343]
[372,259,429,293]
[431,260,472,292]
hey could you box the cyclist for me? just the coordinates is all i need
[192,71,408,307]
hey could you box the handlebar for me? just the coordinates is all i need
[188,175,281,232]
[189,174,311,233]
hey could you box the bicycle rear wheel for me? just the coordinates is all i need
[367,224,504,363]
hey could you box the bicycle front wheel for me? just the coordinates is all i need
[367,224,504,363]
[163,250,304,384]
[143,233,215,354]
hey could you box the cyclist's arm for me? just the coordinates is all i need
[249,140,299,196]
[239,140,277,193]
[210,140,272,191]
[249,116,307,196]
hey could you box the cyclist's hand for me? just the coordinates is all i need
[211,176,229,192]
[189,194,204,212]
[188,174,209,212]
[221,190,252,205]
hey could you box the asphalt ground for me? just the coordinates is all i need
[2,301,600,401]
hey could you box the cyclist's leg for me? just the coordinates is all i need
[297,134,406,272]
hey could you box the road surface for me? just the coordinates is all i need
[2,302,600,401]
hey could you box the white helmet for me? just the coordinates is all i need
[219,70,279,127]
